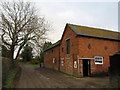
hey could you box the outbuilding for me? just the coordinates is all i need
[44,23,120,77]
[44,40,60,70]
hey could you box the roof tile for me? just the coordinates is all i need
[68,24,120,41]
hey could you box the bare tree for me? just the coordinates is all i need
[0,1,49,60]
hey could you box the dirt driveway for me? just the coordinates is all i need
[15,64,110,88]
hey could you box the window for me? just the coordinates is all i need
[94,56,103,64]
[66,39,70,54]
[61,58,64,66]
[53,58,55,63]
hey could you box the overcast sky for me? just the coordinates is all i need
[32,1,118,43]
[1,0,118,57]
[1,0,119,43]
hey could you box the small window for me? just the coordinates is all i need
[94,56,103,64]
[61,58,64,66]
[66,39,70,54]
[53,58,55,63]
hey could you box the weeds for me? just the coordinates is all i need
[3,68,19,88]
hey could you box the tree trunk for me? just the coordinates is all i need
[10,46,14,60]
[15,46,23,60]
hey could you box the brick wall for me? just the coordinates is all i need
[78,36,120,76]
[59,25,120,77]
[44,24,120,77]
[60,26,79,75]
[44,45,60,70]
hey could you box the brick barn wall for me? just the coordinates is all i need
[44,45,60,70]
[60,25,120,77]
[44,24,120,77]
[60,26,79,75]
[78,36,120,76]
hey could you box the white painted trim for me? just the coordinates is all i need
[78,58,95,60]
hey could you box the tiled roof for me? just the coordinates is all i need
[44,24,120,52]
[68,24,120,41]
[44,40,60,52]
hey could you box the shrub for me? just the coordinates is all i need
[31,60,39,64]
[3,68,19,88]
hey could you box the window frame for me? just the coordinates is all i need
[66,38,70,55]
[61,58,64,66]
[94,56,103,65]
[53,58,55,63]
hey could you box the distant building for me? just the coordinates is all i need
[16,56,23,60]
[44,23,120,77]
[44,41,60,70]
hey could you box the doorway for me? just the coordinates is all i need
[83,59,90,76]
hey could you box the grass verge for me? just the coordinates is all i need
[18,62,39,66]
[3,68,20,88]
[59,70,83,79]
[64,74,83,79]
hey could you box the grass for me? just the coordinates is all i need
[103,87,117,90]
[59,71,83,79]
[64,74,83,79]
[3,68,19,88]
[18,62,39,66]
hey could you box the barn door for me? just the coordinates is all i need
[83,59,90,76]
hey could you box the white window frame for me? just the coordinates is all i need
[53,58,55,63]
[61,58,64,66]
[94,56,103,65]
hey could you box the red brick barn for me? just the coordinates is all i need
[44,23,120,77]
[44,41,60,70]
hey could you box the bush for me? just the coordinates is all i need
[2,57,19,84]
[3,68,20,88]
[31,60,39,64]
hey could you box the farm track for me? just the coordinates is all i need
[15,64,110,88]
